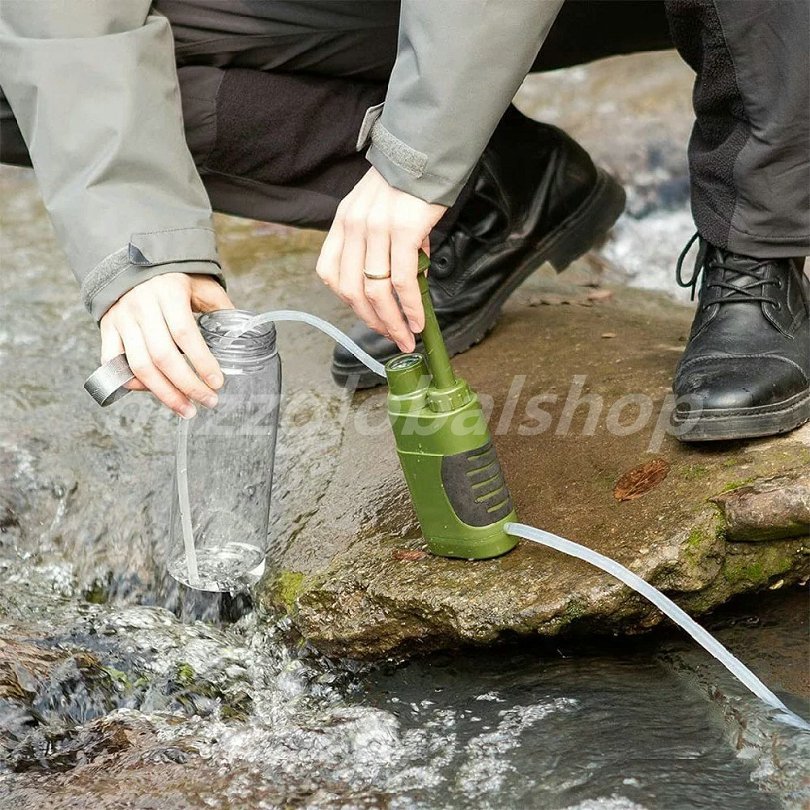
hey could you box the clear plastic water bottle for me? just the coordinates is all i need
[167,310,281,592]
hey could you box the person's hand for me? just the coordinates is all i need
[99,273,234,418]
[316,167,447,352]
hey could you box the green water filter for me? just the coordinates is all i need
[385,252,518,559]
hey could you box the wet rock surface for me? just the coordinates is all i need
[712,471,810,543]
[259,284,809,660]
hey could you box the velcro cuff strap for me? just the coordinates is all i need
[356,102,385,152]
[368,121,428,179]
[128,227,219,266]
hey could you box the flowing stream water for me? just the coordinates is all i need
[2,55,809,809]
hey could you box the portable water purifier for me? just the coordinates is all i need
[384,252,518,559]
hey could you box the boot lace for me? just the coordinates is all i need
[675,232,781,310]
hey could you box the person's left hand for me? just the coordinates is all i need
[316,167,447,352]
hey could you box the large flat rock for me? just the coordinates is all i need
[258,283,810,659]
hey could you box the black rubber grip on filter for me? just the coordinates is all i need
[440,442,514,527]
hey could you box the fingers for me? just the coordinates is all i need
[189,274,235,313]
[118,319,197,419]
[315,168,447,350]
[341,211,389,337]
[319,207,387,336]
[391,230,424,334]
[363,216,413,352]
[315,220,344,294]
[100,314,145,391]
[160,289,224,390]
[137,300,220,409]
[98,273,229,416]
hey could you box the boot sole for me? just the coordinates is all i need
[673,389,810,442]
[332,168,627,389]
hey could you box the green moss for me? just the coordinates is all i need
[685,527,707,549]
[682,527,707,568]
[719,476,757,493]
[721,545,797,586]
[219,690,253,722]
[83,580,109,605]
[274,571,306,613]
[176,662,196,686]
[169,662,253,721]
[101,665,131,689]
[723,561,765,585]
[563,598,586,622]
[680,464,709,481]
[682,513,727,567]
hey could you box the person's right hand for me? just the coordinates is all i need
[99,273,234,418]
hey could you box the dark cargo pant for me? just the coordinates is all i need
[1,0,807,257]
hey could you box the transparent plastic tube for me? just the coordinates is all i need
[505,522,810,731]
[224,310,386,378]
[176,419,200,588]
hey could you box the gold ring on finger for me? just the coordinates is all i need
[363,268,392,280]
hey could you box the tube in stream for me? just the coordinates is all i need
[505,522,810,731]
[175,308,808,730]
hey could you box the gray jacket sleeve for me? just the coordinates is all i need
[0,0,224,322]
[364,0,564,207]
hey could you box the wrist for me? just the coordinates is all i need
[89,260,225,322]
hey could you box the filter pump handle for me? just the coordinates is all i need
[416,251,456,390]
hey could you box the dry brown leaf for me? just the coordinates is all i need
[392,548,429,562]
[613,458,670,502]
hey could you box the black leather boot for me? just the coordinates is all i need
[672,234,810,441]
[331,105,626,388]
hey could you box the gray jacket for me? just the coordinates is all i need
[0,0,562,321]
